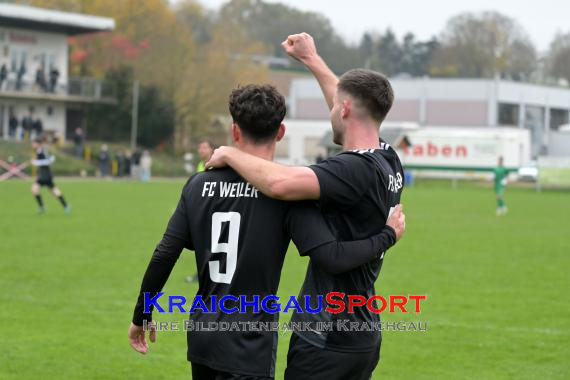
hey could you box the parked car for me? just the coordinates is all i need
[518,160,538,182]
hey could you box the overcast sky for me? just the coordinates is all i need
[195,0,569,52]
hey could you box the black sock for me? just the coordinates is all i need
[58,195,68,208]
[35,195,44,208]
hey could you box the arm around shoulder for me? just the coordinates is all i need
[266,166,320,201]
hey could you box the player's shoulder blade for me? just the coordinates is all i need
[186,167,239,188]
[351,141,404,192]
[344,141,402,170]
[379,140,403,168]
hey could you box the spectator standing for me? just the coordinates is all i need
[16,63,26,91]
[116,151,125,177]
[49,67,60,93]
[32,117,43,139]
[8,111,18,139]
[124,151,132,177]
[35,66,47,92]
[131,149,141,179]
[0,64,7,90]
[99,144,110,177]
[196,139,215,172]
[73,127,84,158]
[21,114,33,141]
[140,150,152,182]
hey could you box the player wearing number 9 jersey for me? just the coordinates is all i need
[129,84,404,379]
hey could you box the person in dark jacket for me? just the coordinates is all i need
[49,67,60,93]
[21,114,33,141]
[8,111,18,139]
[99,144,111,177]
[73,127,84,158]
[35,66,47,92]
[32,117,43,139]
[16,63,26,91]
[0,64,7,90]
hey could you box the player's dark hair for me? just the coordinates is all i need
[338,69,394,124]
[33,137,44,144]
[228,84,286,143]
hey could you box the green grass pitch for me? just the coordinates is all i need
[0,180,568,379]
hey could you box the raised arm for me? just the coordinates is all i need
[206,146,320,201]
[282,33,338,110]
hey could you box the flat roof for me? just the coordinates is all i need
[290,77,570,109]
[0,4,114,36]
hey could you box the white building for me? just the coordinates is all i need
[288,77,570,158]
[0,4,115,141]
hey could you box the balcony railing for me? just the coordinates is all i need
[0,76,116,103]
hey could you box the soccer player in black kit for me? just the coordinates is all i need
[31,138,70,214]
[206,33,404,380]
[129,84,406,379]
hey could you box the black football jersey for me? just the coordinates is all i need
[165,168,338,377]
[292,141,404,352]
[35,147,53,181]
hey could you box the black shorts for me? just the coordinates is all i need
[285,333,380,380]
[191,362,273,380]
[36,177,55,189]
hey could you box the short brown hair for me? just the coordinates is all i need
[229,84,286,143]
[338,69,394,124]
[198,139,216,150]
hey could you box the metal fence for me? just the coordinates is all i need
[0,76,116,102]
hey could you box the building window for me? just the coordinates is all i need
[525,106,545,158]
[48,54,56,70]
[10,49,27,72]
[47,106,54,116]
[38,53,47,70]
[498,103,519,126]
[10,49,17,71]
[550,108,569,130]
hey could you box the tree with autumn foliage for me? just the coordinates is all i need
[173,7,269,150]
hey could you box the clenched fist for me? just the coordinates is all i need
[281,33,318,63]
